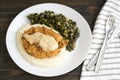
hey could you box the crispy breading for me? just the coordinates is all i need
[21,26,69,59]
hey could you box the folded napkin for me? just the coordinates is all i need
[80,0,120,80]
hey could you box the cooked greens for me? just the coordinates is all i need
[27,11,80,51]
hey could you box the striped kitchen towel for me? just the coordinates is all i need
[80,0,120,80]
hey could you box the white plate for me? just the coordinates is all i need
[6,3,92,77]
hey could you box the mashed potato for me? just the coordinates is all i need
[16,24,70,67]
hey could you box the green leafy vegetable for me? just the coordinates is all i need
[27,11,80,51]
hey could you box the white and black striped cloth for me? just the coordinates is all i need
[80,0,120,80]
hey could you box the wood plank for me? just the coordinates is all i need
[0,0,106,80]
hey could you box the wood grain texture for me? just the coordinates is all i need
[0,0,106,80]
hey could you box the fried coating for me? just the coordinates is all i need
[21,26,69,58]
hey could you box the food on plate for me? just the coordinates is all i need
[16,11,80,67]
[27,11,80,51]
[17,24,70,67]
